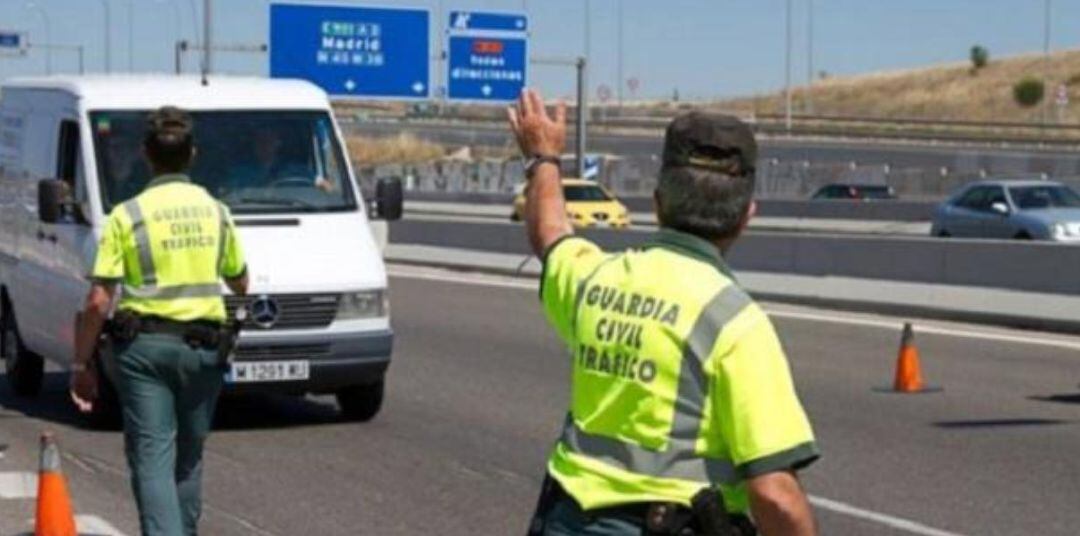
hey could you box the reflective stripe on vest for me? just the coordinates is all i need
[123,199,157,286]
[215,204,227,278]
[560,283,753,484]
[122,283,223,300]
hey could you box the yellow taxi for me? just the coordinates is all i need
[512,178,630,229]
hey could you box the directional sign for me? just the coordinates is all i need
[446,11,528,103]
[449,11,528,33]
[269,3,430,100]
[447,35,527,102]
[0,32,25,57]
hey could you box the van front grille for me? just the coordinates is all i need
[225,294,340,330]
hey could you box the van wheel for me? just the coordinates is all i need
[936,230,951,238]
[336,380,384,422]
[1014,231,1032,240]
[1,305,44,398]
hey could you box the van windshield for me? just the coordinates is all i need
[90,111,357,214]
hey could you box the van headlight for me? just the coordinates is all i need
[337,290,388,320]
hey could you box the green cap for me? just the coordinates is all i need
[145,106,193,146]
[661,112,757,176]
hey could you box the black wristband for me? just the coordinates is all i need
[525,155,561,179]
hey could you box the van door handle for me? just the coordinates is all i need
[36,230,57,243]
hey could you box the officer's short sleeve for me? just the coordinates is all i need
[218,204,247,279]
[713,305,819,479]
[540,236,607,343]
[90,208,126,284]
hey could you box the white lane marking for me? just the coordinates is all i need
[388,266,1080,351]
[769,309,1080,352]
[0,471,37,499]
[76,515,129,536]
[389,266,973,535]
[809,496,965,536]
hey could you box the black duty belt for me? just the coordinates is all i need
[548,480,755,536]
[138,315,221,336]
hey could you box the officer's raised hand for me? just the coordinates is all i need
[507,88,567,158]
[507,89,573,257]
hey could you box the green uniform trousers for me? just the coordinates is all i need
[112,333,223,536]
[541,495,644,536]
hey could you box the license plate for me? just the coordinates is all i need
[227,360,310,383]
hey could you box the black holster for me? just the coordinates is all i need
[688,488,756,536]
[106,311,141,344]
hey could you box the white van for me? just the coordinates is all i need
[0,76,402,423]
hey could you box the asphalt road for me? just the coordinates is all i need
[350,121,1080,176]
[2,268,1080,535]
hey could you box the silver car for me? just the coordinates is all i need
[931,180,1080,242]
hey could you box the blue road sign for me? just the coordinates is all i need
[447,35,527,102]
[448,11,528,33]
[269,3,430,99]
[0,32,22,49]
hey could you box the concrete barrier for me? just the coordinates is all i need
[405,191,939,222]
[389,220,1080,296]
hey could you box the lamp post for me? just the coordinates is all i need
[806,0,814,112]
[784,0,793,131]
[24,2,52,75]
[98,0,111,73]
[617,0,624,106]
[127,0,135,71]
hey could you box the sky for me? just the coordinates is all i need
[0,0,1079,102]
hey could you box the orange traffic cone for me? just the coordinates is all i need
[893,323,925,392]
[35,432,77,536]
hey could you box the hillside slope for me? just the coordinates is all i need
[714,49,1080,122]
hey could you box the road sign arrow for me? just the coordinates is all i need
[344,79,357,92]
[412,81,426,94]
[481,84,493,97]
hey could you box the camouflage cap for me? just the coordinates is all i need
[145,106,193,145]
[661,111,757,176]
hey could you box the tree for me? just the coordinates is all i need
[970,45,989,70]
[1013,77,1046,108]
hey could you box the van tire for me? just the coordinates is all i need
[1015,231,1033,240]
[336,380,384,422]
[1,304,44,398]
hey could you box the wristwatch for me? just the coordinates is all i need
[523,154,561,179]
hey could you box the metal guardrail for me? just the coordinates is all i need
[344,108,1080,147]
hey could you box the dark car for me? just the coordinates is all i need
[811,184,897,201]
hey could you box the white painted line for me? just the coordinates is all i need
[76,515,129,536]
[769,309,1080,352]
[388,266,1080,352]
[810,496,965,536]
[0,471,37,499]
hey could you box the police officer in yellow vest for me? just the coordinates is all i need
[70,107,249,536]
[508,90,819,535]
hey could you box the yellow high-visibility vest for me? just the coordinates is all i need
[541,229,817,513]
[91,174,246,323]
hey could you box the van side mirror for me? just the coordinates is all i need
[990,202,1010,215]
[38,179,72,224]
[373,177,403,221]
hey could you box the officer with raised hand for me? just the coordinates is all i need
[70,106,249,536]
[509,89,819,536]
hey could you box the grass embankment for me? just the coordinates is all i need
[347,133,445,166]
[715,49,1080,124]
